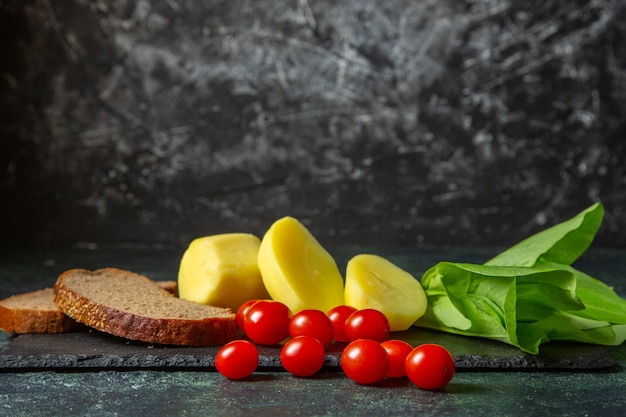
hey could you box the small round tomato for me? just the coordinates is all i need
[236,299,261,330]
[327,305,357,343]
[344,309,390,342]
[289,309,335,346]
[215,340,258,380]
[381,339,413,378]
[405,344,455,390]
[280,335,326,377]
[244,300,292,345]
[341,339,389,385]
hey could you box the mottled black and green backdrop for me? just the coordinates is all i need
[1,0,625,248]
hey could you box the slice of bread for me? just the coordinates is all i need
[0,288,82,334]
[0,280,179,335]
[53,268,236,346]
[156,280,179,297]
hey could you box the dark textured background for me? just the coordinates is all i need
[1,0,625,249]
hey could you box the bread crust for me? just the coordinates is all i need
[0,288,81,334]
[53,268,236,346]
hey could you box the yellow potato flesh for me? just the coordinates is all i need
[258,216,344,314]
[178,233,270,312]
[344,254,427,331]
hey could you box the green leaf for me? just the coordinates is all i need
[485,203,604,267]
[418,262,582,353]
[418,262,518,344]
[415,202,626,354]
[515,269,584,320]
[520,312,621,346]
[418,270,472,330]
[541,262,626,323]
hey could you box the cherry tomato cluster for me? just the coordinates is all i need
[341,339,455,389]
[215,300,455,390]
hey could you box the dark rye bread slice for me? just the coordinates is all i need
[0,281,179,335]
[53,268,236,346]
[0,288,83,334]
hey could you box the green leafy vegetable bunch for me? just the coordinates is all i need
[415,203,626,354]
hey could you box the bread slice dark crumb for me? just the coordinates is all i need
[0,288,82,334]
[0,280,179,335]
[53,268,236,346]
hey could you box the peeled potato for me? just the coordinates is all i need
[344,254,427,331]
[178,233,270,311]
[258,216,344,314]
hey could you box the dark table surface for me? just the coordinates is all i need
[1,245,625,417]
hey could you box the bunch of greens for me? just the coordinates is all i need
[415,203,626,354]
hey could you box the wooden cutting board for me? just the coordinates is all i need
[0,327,616,371]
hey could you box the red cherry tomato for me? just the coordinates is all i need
[405,344,455,390]
[289,309,335,346]
[244,300,292,345]
[341,339,389,385]
[280,335,326,377]
[236,299,260,330]
[215,340,258,380]
[381,339,414,378]
[344,309,390,342]
[327,305,357,343]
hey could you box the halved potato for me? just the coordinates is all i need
[258,216,344,313]
[345,254,427,331]
[178,233,270,311]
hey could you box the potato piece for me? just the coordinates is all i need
[345,254,427,331]
[178,233,270,311]
[258,216,344,314]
